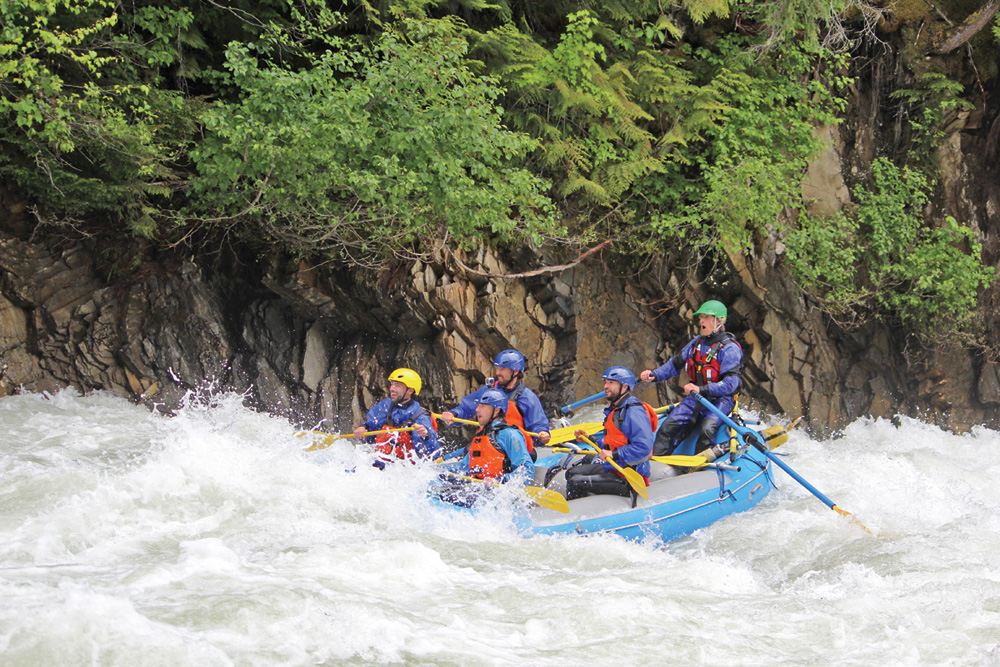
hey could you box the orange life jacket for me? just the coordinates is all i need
[503,384,535,453]
[468,422,520,480]
[603,400,659,450]
[374,408,436,461]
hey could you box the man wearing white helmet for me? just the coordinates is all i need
[354,368,440,464]
[640,300,743,461]
[440,348,551,450]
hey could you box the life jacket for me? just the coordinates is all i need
[685,332,742,387]
[374,406,436,461]
[503,383,535,454]
[603,399,659,451]
[468,421,521,480]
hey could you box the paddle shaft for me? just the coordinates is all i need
[432,413,543,438]
[694,393,868,529]
[559,391,605,414]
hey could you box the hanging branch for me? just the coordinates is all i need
[450,240,612,280]
[933,0,1000,53]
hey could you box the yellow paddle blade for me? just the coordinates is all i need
[547,422,604,446]
[651,455,708,467]
[445,472,570,513]
[300,427,417,451]
[524,486,570,513]
[580,435,648,500]
[833,505,875,535]
[620,467,649,500]
[762,416,803,450]
[299,431,339,451]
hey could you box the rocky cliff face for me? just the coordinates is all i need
[2,37,999,435]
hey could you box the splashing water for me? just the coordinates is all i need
[2,389,999,666]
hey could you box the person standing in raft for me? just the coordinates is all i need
[565,366,655,500]
[354,368,440,466]
[438,389,534,507]
[439,349,551,451]
[640,300,743,461]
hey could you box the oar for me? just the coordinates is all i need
[653,401,680,415]
[579,435,648,500]
[300,427,417,452]
[559,391,605,414]
[651,454,708,467]
[433,412,480,427]
[547,422,603,446]
[760,417,803,450]
[432,412,554,440]
[443,472,569,513]
[694,394,871,534]
[651,455,741,472]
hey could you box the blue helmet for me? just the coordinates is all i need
[475,388,509,411]
[602,366,636,390]
[493,349,526,373]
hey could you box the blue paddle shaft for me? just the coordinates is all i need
[694,393,838,511]
[560,391,606,414]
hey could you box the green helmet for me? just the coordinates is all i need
[694,300,727,319]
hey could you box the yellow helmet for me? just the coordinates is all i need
[387,368,422,395]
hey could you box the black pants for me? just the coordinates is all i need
[565,462,631,500]
[652,415,722,456]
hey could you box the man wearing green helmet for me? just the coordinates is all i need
[639,300,743,461]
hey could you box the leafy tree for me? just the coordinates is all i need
[785,158,995,338]
[188,17,560,265]
[0,0,197,231]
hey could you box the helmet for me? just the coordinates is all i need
[474,388,509,411]
[493,349,526,373]
[601,366,636,390]
[694,300,727,320]
[387,368,422,395]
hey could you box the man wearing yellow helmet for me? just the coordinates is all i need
[639,300,743,460]
[354,368,440,464]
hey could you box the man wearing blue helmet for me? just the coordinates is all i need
[440,348,551,450]
[640,300,743,460]
[454,388,534,482]
[565,366,655,500]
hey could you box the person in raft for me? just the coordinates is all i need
[437,389,534,507]
[439,349,551,452]
[564,366,655,500]
[640,300,743,462]
[354,368,440,465]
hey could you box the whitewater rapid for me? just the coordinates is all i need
[2,389,999,666]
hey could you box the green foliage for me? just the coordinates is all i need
[785,158,995,337]
[0,0,197,231]
[484,10,664,207]
[189,17,560,264]
[644,37,849,252]
[890,72,974,169]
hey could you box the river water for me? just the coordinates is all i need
[2,389,998,666]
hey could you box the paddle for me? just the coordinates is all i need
[547,422,603,446]
[579,435,648,500]
[433,412,480,427]
[300,427,417,452]
[433,412,576,443]
[693,393,871,534]
[650,454,708,467]
[443,472,570,513]
[559,391,605,414]
[760,417,803,450]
